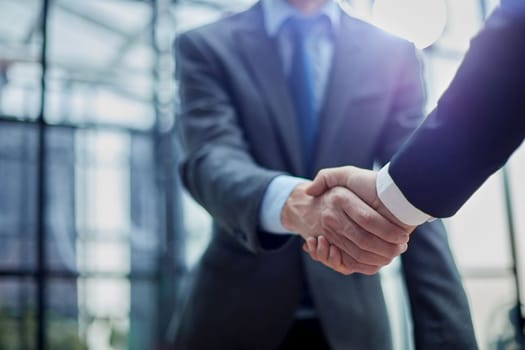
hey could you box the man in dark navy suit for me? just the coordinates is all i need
[304,1,525,276]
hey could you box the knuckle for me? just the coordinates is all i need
[352,231,370,250]
[341,268,353,276]
[343,257,355,271]
[394,229,410,242]
[385,248,399,260]
[384,230,405,245]
[340,219,354,234]
[345,268,355,276]
[361,269,374,276]
[378,255,390,266]
[390,243,404,257]
[381,257,394,266]
[368,254,383,266]
[357,210,373,226]
[324,214,345,233]
[362,266,381,275]
[342,257,360,275]
[320,210,336,227]
[339,235,352,251]
[352,250,362,263]
[317,169,329,184]
[329,190,345,206]
[358,236,372,251]
[320,209,331,223]
[398,243,408,255]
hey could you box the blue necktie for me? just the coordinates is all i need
[288,17,318,177]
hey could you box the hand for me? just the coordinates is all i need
[282,182,408,275]
[302,235,351,274]
[302,235,369,275]
[307,166,410,228]
[302,166,416,274]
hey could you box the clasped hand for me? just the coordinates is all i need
[282,166,415,275]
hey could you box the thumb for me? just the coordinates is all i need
[344,168,378,207]
[305,167,352,197]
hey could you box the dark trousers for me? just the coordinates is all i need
[278,318,331,350]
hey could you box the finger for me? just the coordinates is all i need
[314,242,380,276]
[342,168,415,232]
[317,236,330,261]
[348,225,408,260]
[328,245,358,275]
[320,205,405,262]
[333,188,410,244]
[326,249,381,276]
[340,253,382,276]
[328,244,342,268]
[329,214,407,260]
[312,239,351,275]
[321,223,393,266]
[306,237,319,261]
[306,167,352,197]
[316,198,403,266]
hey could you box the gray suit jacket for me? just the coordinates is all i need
[174,3,477,350]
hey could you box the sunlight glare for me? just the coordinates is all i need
[372,0,448,49]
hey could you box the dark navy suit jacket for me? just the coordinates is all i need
[390,8,525,218]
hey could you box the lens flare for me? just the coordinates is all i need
[372,0,448,49]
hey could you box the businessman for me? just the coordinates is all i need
[304,0,525,273]
[174,0,476,349]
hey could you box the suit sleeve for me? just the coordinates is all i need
[175,32,289,253]
[389,9,525,218]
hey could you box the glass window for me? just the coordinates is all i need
[0,0,42,119]
[0,279,36,350]
[45,0,155,129]
[1,0,176,349]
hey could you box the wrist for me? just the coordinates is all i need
[376,163,430,227]
[281,182,311,234]
[376,197,414,231]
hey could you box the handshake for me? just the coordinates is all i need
[282,166,416,275]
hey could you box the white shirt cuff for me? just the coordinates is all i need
[260,175,307,234]
[376,163,433,226]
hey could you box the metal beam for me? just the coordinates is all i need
[36,0,50,348]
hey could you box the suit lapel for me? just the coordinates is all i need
[236,5,304,175]
[314,15,367,169]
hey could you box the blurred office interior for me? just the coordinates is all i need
[0,0,523,349]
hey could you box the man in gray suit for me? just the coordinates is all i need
[174,0,477,349]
